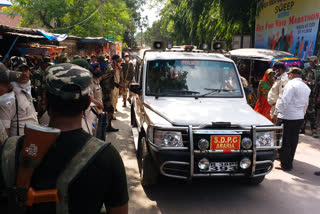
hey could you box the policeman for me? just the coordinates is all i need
[100,58,119,132]
[110,55,121,113]
[0,63,129,214]
[301,56,319,138]
[32,56,52,118]
[0,63,21,143]
[120,53,134,107]
[0,62,38,136]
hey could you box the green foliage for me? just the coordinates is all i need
[3,0,138,41]
[144,0,258,49]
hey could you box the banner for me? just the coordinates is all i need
[255,0,320,59]
[37,30,68,42]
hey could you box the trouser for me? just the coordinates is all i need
[301,111,317,133]
[120,81,133,104]
[278,119,304,169]
[112,87,119,111]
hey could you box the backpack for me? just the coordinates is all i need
[1,135,110,214]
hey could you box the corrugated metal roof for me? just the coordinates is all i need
[0,0,12,6]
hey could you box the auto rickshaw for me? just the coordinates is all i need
[229,48,303,107]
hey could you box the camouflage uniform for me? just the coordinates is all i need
[301,66,319,136]
[100,63,119,131]
[32,57,51,118]
[120,61,134,106]
[100,63,114,115]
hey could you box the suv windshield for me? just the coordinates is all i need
[146,60,243,97]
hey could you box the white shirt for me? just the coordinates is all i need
[275,78,310,120]
[268,72,288,106]
[0,83,38,136]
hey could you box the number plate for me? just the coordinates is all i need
[210,135,241,150]
[208,162,238,172]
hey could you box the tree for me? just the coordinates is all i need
[147,0,258,48]
[3,0,138,40]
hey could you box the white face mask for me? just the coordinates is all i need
[0,91,15,106]
[125,57,130,61]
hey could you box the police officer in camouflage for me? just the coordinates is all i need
[0,63,129,214]
[100,59,119,132]
[32,56,52,118]
[120,53,134,107]
[301,56,319,138]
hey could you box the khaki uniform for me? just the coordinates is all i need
[90,77,103,114]
[267,72,288,117]
[120,61,135,104]
[0,84,38,136]
[112,64,121,111]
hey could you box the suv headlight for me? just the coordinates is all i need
[256,131,275,148]
[154,130,183,147]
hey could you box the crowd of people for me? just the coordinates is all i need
[0,52,136,140]
[253,58,320,175]
[0,52,135,213]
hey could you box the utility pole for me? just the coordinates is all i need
[100,0,104,37]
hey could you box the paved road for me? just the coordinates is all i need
[107,100,320,214]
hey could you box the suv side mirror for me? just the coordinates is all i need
[129,83,142,94]
[244,86,253,95]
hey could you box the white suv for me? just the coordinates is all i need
[130,49,283,186]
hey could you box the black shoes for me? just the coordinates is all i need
[106,126,119,132]
[314,171,320,176]
[275,166,292,171]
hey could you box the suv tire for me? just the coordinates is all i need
[140,137,158,186]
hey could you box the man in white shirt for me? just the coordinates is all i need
[268,61,288,122]
[274,67,310,171]
[0,63,38,136]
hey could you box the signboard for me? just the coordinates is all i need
[255,0,320,59]
[107,36,115,42]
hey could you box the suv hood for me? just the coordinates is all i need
[144,97,273,127]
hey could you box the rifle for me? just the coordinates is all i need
[91,108,108,141]
[8,123,61,214]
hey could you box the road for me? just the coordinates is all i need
[107,100,320,214]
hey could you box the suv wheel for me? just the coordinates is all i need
[245,176,265,185]
[140,137,158,186]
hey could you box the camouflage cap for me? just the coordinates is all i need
[71,59,90,70]
[0,62,21,83]
[45,63,92,100]
[8,56,27,71]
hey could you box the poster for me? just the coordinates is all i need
[115,42,122,58]
[255,0,320,59]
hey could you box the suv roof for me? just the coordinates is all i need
[141,50,233,62]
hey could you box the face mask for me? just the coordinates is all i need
[304,62,310,69]
[93,71,103,78]
[125,57,130,61]
[0,91,15,106]
[11,81,32,95]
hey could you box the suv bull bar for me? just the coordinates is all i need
[147,124,283,180]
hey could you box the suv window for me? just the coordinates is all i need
[146,60,243,97]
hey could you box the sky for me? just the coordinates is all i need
[140,1,164,30]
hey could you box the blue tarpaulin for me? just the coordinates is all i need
[37,30,68,42]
